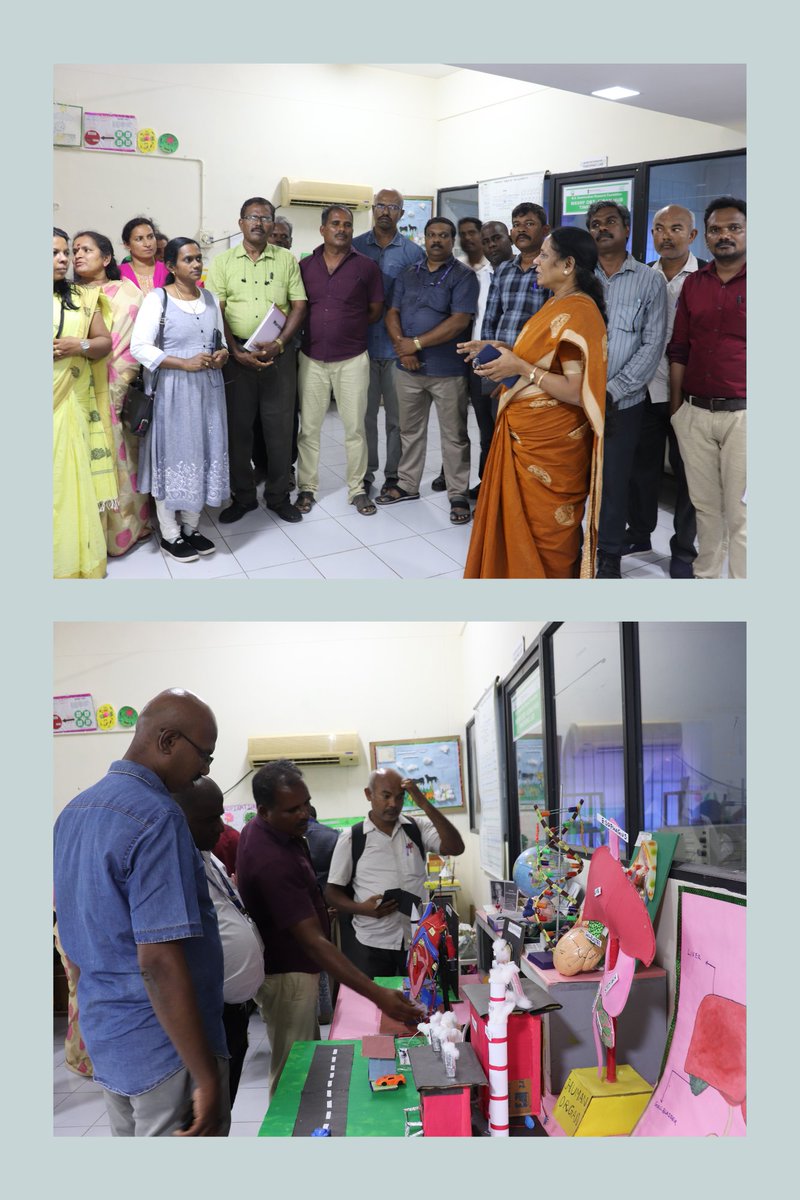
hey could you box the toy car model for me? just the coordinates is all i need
[373,1073,406,1089]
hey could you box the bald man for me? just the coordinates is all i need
[326,769,464,979]
[53,689,230,1137]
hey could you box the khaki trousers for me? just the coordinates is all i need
[103,1056,231,1137]
[395,370,470,503]
[297,351,369,501]
[671,402,746,579]
[255,971,320,1097]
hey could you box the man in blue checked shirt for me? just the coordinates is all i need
[481,203,551,381]
[589,201,667,578]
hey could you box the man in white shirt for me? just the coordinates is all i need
[624,205,703,577]
[325,769,464,979]
[175,778,265,1107]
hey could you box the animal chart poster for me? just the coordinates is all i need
[633,887,746,1137]
[370,736,465,812]
[398,198,433,248]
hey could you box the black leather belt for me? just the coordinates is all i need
[686,395,746,411]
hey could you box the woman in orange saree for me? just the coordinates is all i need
[462,227,607,579]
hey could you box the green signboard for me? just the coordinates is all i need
[512,672,541,740]
[563,179,633,216]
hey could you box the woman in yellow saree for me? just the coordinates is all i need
[72,231,151,555]
[53,229,115,579]
[461,227,607,579]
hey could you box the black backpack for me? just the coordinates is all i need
[349,816,425,882]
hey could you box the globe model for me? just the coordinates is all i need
[512,846,548,898]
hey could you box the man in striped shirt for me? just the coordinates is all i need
[589,201,667,578]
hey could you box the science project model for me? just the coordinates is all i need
[405,898,458,1015]
[512,802,584,952]
[553,814,657,1137]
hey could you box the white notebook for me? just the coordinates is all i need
[244,303,287,351]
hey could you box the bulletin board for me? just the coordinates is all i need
[478,172,547,223]
[473,678,507,878]
[53,146,202,259]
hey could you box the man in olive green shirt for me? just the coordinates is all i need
[207,197,307,524]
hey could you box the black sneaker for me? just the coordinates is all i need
[161,537,199,563]
[182,528,216,555]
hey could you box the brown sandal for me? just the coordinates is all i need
[295,491,315,513]
[352,493,377,516]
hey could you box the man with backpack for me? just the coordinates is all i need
[325,768,464,979]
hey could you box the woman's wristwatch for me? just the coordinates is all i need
[80,339,91,355]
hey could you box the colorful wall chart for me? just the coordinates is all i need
[633,887,746,1137]
[83,112,137,153]
[53,694,97,733]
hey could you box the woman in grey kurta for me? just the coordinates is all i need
[131,238,230,563]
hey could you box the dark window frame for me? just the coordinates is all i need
[546,148,746,262]
[500,621,746,894]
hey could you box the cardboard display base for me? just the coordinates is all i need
[553,1065,653,1136]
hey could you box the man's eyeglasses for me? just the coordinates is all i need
[374,203,401,214]
[242,215,273,225]
[175,730,214,764]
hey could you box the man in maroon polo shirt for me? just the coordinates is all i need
[236,760,422,1096]
[295,206,384,517]
[668,196,747,579]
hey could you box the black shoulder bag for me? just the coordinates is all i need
[123,288,169,437]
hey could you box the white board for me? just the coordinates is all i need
[475,679,506,878]
[478,172,546,223]
[54,147,202,261]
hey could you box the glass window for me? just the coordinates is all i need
[638,622,746,879]
[551,623,625,851]
[645,153,746,263]
[508,664,545,854]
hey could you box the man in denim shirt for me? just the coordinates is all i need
[53,689,229,1137]
[379,218,478,524]
[353,189,425,496]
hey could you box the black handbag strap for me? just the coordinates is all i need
[149,287,169,396]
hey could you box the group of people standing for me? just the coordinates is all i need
[52,188,746,579]
[53,688,464,1135]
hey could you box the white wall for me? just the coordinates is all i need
[53,64,440,259]
[435,70,744,185]
[53,619,549,922]
[53,63,745,262]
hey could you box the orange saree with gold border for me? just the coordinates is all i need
[464,294,607,579]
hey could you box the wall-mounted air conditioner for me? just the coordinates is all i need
[247,733,360,768]
[276,178,372,210]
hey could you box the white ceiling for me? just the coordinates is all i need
[374,63,745,134]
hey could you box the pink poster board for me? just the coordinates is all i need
[633,887,746,1137]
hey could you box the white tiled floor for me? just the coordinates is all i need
[53,1010,307,1137]
[105,403,707,580]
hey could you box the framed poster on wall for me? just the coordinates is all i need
[399,197,433,248]
[370,735,465,812]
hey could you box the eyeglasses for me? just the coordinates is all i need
[374,203,401,214]
[175,730,214,764]
[242,215,273,225]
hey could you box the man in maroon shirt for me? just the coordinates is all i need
[295,206,384,517]
[236,760,421,1096]
[668,197,746,578]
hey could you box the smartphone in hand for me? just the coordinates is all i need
[472,343,518,388]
